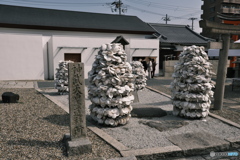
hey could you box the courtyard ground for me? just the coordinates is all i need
[0,78,240,160]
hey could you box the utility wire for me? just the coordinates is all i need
[0,0,106,6]
[125,0,200,12]
[127,4,198,20]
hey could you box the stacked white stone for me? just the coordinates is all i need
[55,60,74,95]
[88,43,135,126]
[131,61,147,90]
[170,46,215,118]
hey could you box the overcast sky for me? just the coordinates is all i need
[0,0,203,33]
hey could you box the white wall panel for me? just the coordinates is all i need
[0,33,43,80]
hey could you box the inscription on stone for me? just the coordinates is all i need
[68,63,87,140]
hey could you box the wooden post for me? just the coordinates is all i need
[63,63,92,156]
[214,34,230,110]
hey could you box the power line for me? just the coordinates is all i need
[0,0,106,6]
[127,4,197,20]
[125,0,201,12]
[126,4,165,16]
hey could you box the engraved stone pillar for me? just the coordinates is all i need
[63,63,92,156]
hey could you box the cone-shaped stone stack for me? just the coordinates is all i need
[171,46,215,118]
[88,43,135,126]
[131,61,147,91]
[55,60,73,95]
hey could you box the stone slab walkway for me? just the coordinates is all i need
[0,81,34,88]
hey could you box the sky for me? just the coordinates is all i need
[0,0,203,33]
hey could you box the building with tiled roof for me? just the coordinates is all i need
[0,4,159,80]
[149,23,210,71]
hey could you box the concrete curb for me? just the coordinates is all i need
[208,113,240,129]
[87,121,130,152]
[146,86,172,99]
[120,146,182,157]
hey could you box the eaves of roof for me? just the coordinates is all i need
[149,23,209,44]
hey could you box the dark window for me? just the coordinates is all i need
[64,53,81,62]
[210,7,215,12]
[209,17,215,21]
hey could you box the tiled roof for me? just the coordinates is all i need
[0,4,155,34]
[149,23,209,44]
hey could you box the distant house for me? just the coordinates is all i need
[0,4,159,80]
[149,23,210,71]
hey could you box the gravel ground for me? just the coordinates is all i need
[147,77,240,125]
[0,88,121,160]
[96,85,240,150]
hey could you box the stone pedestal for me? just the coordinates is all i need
[63,134,92,156]
[63,63,92,156]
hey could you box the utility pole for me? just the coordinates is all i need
[119,0,121,15]
[189,17,197,30]
[111,0,127,15]
[162,14,171,24]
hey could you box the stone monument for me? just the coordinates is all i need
[63,63,92,156]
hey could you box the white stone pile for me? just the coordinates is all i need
[131,61,147,90]
[88,43,135,126]
[170,46,215,118]
[55,60,73,95]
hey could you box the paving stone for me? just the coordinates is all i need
[166,156,205,160]
[225,136,240,149]
[121,146,182,158]
[0,81,34,88]
[37,81,55,88]
[88,157,106,160]
[108,156,137,160]
[167,132,230,156]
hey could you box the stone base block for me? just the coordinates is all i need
[63,134,92,156]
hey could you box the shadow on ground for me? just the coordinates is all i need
[7,139,62,148]
[141,101,172,106]
[131,107,167,118]
[43,114,69,126]
[7,138,67,156]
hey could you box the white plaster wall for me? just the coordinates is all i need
[0,27,158,80]
[0,33,44,80]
